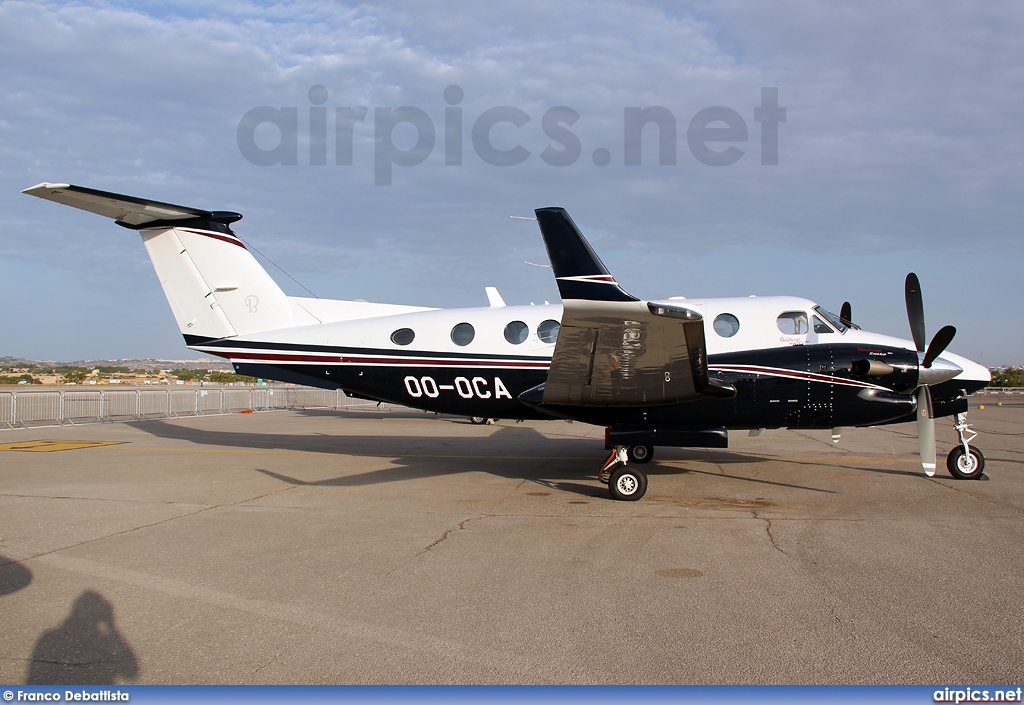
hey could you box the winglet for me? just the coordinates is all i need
[534,207,638,303]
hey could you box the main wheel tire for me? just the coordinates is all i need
[469,416,489,425]
[608,466,648,501]
[627,444,654,464]
[947,446,985,479]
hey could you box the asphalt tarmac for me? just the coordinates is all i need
[1,402,1022,684]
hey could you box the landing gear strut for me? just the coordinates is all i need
[598,445,648,501]
[946,411,985,479]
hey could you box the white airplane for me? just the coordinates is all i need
[23,182,991,500]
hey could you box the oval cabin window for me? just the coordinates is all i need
[451,322,475,346]
[390,328,415,346]
[504,321,528,345]
[538,319,561,344]
[713,313,740,338]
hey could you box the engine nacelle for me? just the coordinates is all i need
[606,424,728,450]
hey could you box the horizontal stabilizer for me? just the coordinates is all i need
[22,183,240,228]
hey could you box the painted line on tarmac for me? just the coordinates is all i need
[111,445,597,461]
[107,444,922,465]
[0,439,126,452]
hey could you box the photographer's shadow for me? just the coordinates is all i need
[27,590,139,684]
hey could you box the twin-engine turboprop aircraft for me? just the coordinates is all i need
[23,183,991,500]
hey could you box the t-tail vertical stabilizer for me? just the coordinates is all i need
[22,183,295,342]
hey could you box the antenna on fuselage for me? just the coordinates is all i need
[485,287,506,308]
[512,216,551,268]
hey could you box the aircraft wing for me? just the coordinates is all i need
[535,207,732,407]
[22,183,214,226]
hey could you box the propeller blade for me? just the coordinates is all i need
[917,386,936,476]
[840,301,852,327]
[922,325,956,369]
[905,273,926,352]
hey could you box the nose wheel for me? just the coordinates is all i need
[598,445,648,501]
[946,411,985,480]
[947,445,985,479]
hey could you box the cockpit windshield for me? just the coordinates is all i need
[813,306,851,333]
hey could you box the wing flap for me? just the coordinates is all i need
[543,301,708,406]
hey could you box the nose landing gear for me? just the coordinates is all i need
[946,412,985,479]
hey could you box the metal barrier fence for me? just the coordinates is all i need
[0,385,1014,430]
[975,387,1024,405]
[0,386,395,430]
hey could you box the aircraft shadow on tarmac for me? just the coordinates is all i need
[135,416,841,496]
[0,555,33,597]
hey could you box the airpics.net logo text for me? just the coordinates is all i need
[236,85,786,185]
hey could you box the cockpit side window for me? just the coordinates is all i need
[777,311,809,335]
[813,315,833,334]
[813,306,849,333]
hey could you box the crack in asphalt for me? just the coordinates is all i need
[6,484,300,568]
[25,657,122,667]
[420,516,486,554]
[922,475,1020,512]
[382,515,491,580]
[754,512,788,556]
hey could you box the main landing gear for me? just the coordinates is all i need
[598,445,651,501]
[946,411,985,480]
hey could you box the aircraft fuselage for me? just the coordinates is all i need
[187,297,985,431]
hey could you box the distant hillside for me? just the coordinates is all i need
[0,356,232,371]
[0,357,36,368]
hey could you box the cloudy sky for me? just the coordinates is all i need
[2,1,1022,364]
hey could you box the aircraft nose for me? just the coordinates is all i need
[918,355,963,387]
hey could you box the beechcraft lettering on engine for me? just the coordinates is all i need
[22,182,992,500]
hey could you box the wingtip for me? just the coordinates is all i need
[22,182,71,195]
